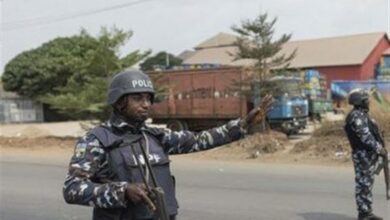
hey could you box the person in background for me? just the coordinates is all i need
[344,89,387,220]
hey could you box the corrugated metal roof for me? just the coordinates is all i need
[182,46,254,66]
[184,32,388,68]
[194,32,237,49]
[177,50,196,61]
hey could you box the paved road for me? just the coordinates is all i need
[1,158,389,220]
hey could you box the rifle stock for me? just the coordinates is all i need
[382,148,390,200]
[379,132,390,200]
[150,187,170,220]
[371,126,389,200]
[383,156,390,200]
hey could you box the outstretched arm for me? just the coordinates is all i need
[160,119,245,154]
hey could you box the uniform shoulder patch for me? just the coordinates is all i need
[74,142,88,158]
[354,118,363,127]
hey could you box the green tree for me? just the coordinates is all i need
[140,51,182,71]
[231,12,296,97]
[2,27,150,120]
[2,32,97,98]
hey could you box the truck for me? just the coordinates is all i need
[301,69,333,121]
[252,76,308,135]
[149,67,309,134]
[375,54,390,80]
[331,80,390,106]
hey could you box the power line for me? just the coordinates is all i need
[1,0,153,31]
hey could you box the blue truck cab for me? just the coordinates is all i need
[253,76,309,135]
[266,95,308,135]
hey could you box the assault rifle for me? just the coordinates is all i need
[130,133,170,220]
[371,127,390,200]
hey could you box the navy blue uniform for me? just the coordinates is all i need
[345,108,383,215]
[63,114,245,219]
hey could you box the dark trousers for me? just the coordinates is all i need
[352,150,377,215]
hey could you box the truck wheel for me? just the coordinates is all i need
[316,114,322,122]
[167,120,188,131]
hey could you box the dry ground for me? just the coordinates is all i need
[0,121,349,166]
[292,101,390,163]
[1,105,388,167]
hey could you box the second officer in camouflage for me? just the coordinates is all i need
[344,89,387,220]
[63,69,267,220]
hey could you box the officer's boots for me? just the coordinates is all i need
[358,212,383,220]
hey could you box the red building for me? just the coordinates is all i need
[182,32,390,87]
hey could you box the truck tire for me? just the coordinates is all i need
[315,114,322,122]
[167,120,188,131]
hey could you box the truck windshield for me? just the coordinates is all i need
[272,79,302,97]
[252,78,303,98]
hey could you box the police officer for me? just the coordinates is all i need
[63,69,269,220]
[344,89,387,220]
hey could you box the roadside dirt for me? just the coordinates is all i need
[0,120,349,166]
[1,110,388,167]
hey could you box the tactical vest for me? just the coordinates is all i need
[90,126,178,220]
[345,111,379,152]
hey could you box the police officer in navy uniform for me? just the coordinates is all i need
[344,89,387,220]
[63,69,267,220]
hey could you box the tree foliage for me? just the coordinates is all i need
[231,12,296,97]
[2,27,150,120]
[140,51,182,71]
[2,32,96,98]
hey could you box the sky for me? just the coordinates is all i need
[0,0,389,73]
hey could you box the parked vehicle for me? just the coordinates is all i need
[150,67,309,134]
[252,76,308,135]
[331,80,390,104]
[150,67,246,131]
[375,54,390,80]
[300,69,333,121]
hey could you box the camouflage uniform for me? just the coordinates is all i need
[63,113,245,219]
[345,108,382,215]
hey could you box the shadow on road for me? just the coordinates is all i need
[299,212,355,220]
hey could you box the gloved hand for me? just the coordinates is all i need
[240,94,274,128]
[126,183,156,211]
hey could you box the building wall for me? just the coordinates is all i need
[0,98,44,123]
[360,36,390,80]
[317,65,361,88]
[310,36,390,88]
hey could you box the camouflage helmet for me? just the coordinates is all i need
[107,69,155,105]
[348,89,369,106]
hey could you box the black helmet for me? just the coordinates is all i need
[348,89,369,106]
[107,69,155,105]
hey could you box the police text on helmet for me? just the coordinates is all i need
[132,80,153,89]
